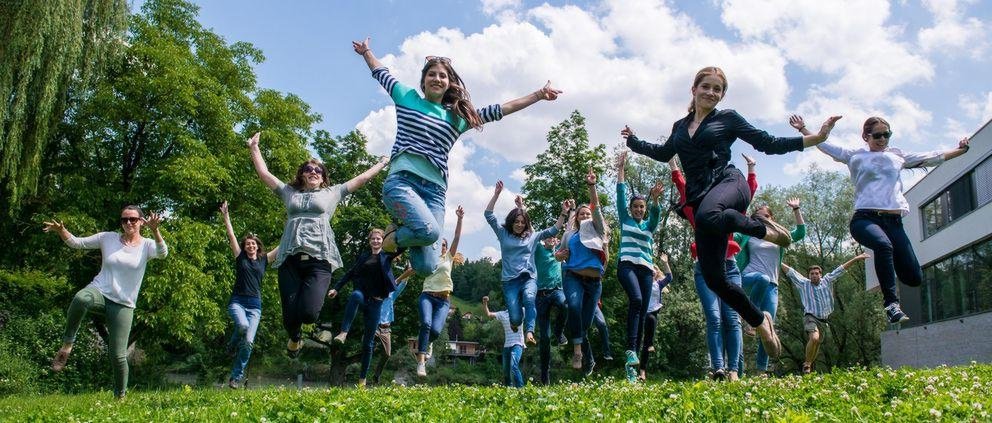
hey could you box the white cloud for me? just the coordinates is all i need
[355,107,396,155]
[509,167,527,182]
[481,0,521,16]
[959,91,992,121]
[918,0,988,58]
[480,245,501,261]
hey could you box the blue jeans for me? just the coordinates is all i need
[502,345,524,387]
[536,288,567,384]
[694,260,742,372]
[592,305,613,357]
[227,300,262,381]
[339,289,383,379]
[417,293,450,354]
[617,261,654,352]
[382,171,446,275]
[564,271,602,367]
[503,274,538,333]
[742,272,778,371]
[849,211,923,307]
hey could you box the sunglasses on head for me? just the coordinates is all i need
[120,217,141,224]
[302,165,323,175]
[870,131,892,140]
[425,56,451,64]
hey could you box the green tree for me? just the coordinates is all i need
[0,0,128,213]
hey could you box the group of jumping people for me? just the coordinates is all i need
[42,37,972,396]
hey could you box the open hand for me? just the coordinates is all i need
[145,212,163,231]
[219,201,229,215]
[494,180,504,196]
[42,220,65,233]
[789,115,805,131]
[786,198,801,209]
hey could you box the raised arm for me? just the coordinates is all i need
[553,200,571,232]
[501,81,562,116]
[344,156,390,193]
[622,125,675,163]
[449,206,465,257]
[841,252,871,270]
[482,296,496,318]
[219,201,241,258]
[395,266,416,283]
[266,246,280,264]
[486,180,504,212]
[788,114,844,148]
[787,198,805,226]
[352,37,384,71]
[943,138,971,161]
[144,212,168,257]
[616,150,626,183]
[586,169,606,235]
[246,132,282,190]
[742,154,758,199]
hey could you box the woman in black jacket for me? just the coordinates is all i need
[623,66,840,360]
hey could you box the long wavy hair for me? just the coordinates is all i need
[503,208,532,238]
[421,58,483,130]
[242,234,267,259]
[687,66,728,114]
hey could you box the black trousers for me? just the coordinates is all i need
[693,167,767,327]
[849,210,922,307]
[278,253,334,342]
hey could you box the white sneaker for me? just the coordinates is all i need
[416,362,427,377]
[425,343,433,360]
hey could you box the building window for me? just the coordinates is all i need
[920,237,992,323]
[921,172,977,238]
[975,155,992,207]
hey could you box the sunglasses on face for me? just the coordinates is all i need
[302,165,323,175]
[120,217,141,225]
[425,56,451,64]
[870,131,893,140]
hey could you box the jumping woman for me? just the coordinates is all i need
[352,37,561,275]
[623,66,841,363]
[247,131,389,359]
[46,206,167,399]
[219,201,280,389]
[415,206,466,377]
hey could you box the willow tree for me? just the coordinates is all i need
[0,0,128,213]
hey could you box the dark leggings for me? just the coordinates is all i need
[617,261,654,351]
[694,167,768,327]
[278,253,335,342]
[639,310,660,371]
[849,211,922,306]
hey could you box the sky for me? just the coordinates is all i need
[139,0,992,261]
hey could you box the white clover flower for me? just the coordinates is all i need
[884,412,893,417]
[929,408,941,418]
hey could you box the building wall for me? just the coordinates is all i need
[881,312,992,368]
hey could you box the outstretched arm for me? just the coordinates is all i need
[943,138,970,161]
[501,81,562,116]
[841,252,871,270]
[553,200,571,231]
[344,156,390,193]
[352,37,384,71]
[801,116,842,148]
[395,266,416,283]
[482,296,496,318]
[219,201,241,258]
[449,206,465,257]
[486,180,504,212]
[247,132,282,190]
[42,219,73,243]
[616,150,626,183]
[622,125,675,163]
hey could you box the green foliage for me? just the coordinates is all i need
[0,0,128,213]
[2,365,991,420]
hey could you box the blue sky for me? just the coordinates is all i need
[146,0,992,260]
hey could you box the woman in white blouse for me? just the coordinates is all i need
[795,115,969,324]
[44,205,167,399]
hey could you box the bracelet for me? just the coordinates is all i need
[961,144,970,152]
[791,207,800,211]
[797,126,806,132]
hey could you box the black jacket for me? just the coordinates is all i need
[334,250,403,298]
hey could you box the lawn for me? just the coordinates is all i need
[2,364,990,421]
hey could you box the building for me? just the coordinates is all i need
[873,118,992,368]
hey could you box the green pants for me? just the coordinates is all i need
[63,286,134,397]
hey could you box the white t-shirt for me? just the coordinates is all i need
[817,143,943,215]
[494,310,525,348]
[67,232,168,308]
[743,237,781,284]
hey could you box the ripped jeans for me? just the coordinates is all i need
[382,171,445,275]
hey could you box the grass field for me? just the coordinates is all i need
[2,364,990,421]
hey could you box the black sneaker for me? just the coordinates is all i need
[711,369,727,381]
[885,303,910,323]
[584,360,596,377]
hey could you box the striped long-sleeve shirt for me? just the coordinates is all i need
[616,182,661,269]
[372,67,503,183]
[785,266,846,319]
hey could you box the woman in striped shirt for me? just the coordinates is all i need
[614,150,665,374]
[352,37,561,276]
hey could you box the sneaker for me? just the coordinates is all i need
[584,360,596,377]
[604,354,614,361]
[316,330,334,343]
[711,368,726,381]
[802,363,812,375]
[558,334,568,346]
[571,353,583,369]
[51,349,70,372]
[885,303,910,323]
[756,216,792,248]
[756,311,782,358]
[228,378,240,389]
[728,371,739,382]
[286,339,302,359]
[625,364,638,384]
[333,332,348,344]
[624,350,639,366]
[647,345,655,353]
[426,343,433,360]
[416,362,427,377]
[525,332,537,346]
[375,327,392,357]
[382,223,399,253]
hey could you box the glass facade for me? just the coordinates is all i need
[921,174,976,238]
[920,237,992,324]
